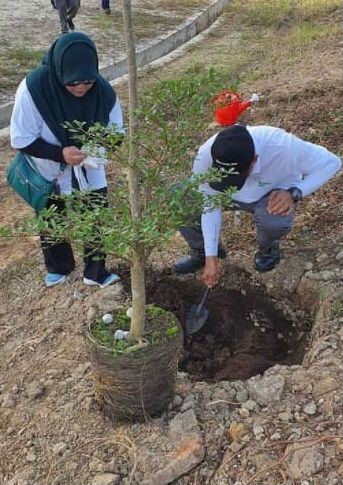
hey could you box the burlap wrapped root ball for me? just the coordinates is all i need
[86,306,183,421]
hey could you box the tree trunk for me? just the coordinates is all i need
[122,0,146,341]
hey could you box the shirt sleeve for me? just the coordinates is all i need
[193,134,223,257]
[290,135,342,197]
[108,97,125,134]
[10,79,45,149]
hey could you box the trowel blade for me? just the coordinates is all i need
[186,304,209,334]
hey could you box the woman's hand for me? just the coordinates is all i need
[201,256,222,288]
[267,189,294,216]
[62,146,86,166]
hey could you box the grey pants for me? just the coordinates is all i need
[180,193,295,253]
[55,0,80,33]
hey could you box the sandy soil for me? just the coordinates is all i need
[0,2,343,485]
[0,0,209,104]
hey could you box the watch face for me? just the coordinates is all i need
[290,188,302,202]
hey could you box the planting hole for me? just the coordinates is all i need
[148,269,311,382]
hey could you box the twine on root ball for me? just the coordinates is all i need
[86,317,183,421]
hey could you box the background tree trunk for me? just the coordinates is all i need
[122,0,146,341]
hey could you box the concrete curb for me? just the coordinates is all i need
[0,0,229,130]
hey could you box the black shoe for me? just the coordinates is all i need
[67,19,75,30]
[174,245,226,274]
[254,244,280,272]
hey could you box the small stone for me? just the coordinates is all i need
[172,394,183,407]
[1,393,17,408]
[241,399,257,411]
[303,402,317,415]
[180,394,195,412]
[239,407,249,419]
[235,389,249,403]
[52,442,67,456]
[26,381,45,401]
[102,313,113,324]
[318,270,335,281]
[91,473,121,485]
[248,374,285,406]
[26,451,37,462]
[277,411,293,422]
[270,432,281,441]
[336,250,343,261]
[87,306,97,322]
[304,262,313,270]
[89,458,106,473]
[252,424,264,437]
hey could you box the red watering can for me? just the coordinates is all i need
[212,90,259,126]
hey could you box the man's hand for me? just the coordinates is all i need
[267,189,294,216]
[201,256,222,288]
[62,146,86,166]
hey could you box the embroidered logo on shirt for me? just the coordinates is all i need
[257,178,271,187]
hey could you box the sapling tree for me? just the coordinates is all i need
[4,2,237,347]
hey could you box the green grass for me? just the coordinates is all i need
[90,305,180,354]
[0,46,46,91]
[89,11,180,39]
[288,22,340,48]
[231,0,340,28]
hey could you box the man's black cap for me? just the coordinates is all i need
[209,125,255,191]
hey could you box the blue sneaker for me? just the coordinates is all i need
[45,273,66,287]
[83,273,121,289]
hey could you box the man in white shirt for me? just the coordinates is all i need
[174,125,341,287]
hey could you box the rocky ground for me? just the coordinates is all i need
[0,1,343,485]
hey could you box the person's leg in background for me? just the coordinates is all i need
[54,0,69,34]
[66,0,80,30]
[101,0,111,15]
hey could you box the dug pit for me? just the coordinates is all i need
[147,268,311,382]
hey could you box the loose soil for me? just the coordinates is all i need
[148,272,305,381]
[1,1,343,485]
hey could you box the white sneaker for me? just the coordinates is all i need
[83,273,120,288]
[45,273,67,287]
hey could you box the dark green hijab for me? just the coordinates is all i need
[26,32,116,147]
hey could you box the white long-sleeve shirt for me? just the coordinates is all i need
[10,79,125,195]
[193,125,342,256]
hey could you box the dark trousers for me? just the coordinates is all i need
[55,0,80,33]
[101,0,110,9]
[180,193,295,253]
[40,188,110,283]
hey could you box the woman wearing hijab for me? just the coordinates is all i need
[10,32,124,288]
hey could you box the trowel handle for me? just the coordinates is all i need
[197,287,210,313]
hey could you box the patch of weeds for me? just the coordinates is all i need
[6,46,46,67]
[233,0,340,29]
[288,22,339,49]
[90,305,180,354]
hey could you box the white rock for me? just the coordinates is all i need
[335,250,343,261]
[102,313,113,324]
[52,442,67,456]
[252,424,264,436]
[113,329,129,340]
[126,307,133,318]
[91,473,121,485]
[303,402,317,415]
[304,262,313,270]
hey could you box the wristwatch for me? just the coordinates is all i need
[287,187,303,202]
